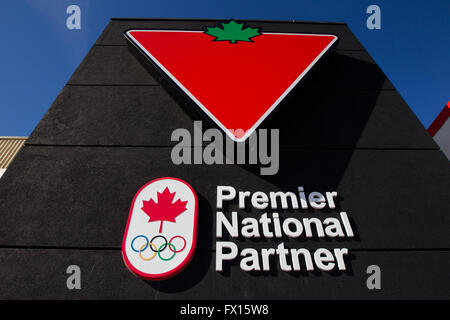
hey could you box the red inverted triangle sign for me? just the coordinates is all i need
[125,28,337,142]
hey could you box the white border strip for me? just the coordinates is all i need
[125,30,338,142]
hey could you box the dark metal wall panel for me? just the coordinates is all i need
[27,86,194,146]
[0,248,448,299]
[0,146,448,250]
[27,85,436,149]
[68,46,159,86]
[304,50,394,90]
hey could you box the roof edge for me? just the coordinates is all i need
[0,136,28,140]
[109,17,348,25]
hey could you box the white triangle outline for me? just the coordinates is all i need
[125,30,338,142]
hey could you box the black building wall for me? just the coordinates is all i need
[0,19,448,299]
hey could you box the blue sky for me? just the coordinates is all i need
[0,0,449,136]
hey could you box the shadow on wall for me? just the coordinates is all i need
[146,193,213,293]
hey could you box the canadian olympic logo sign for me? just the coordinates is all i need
[122,177,198,280]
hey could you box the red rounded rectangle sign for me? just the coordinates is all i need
[122,177,198,280]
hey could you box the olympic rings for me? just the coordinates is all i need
[169,235,186,253]
[158,243,176,261]
[131,235,148,252]
[149,235,167,252]
[130,234,187,262]
[139,243,157,261]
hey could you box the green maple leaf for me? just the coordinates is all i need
[205,20,261,44]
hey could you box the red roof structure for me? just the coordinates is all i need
[428,102,450,137]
